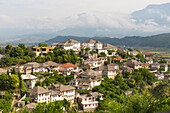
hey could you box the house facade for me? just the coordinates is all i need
[77,92,104,112]
[32,47,53,56]
[82,40,102,50]
[21,74,38,89]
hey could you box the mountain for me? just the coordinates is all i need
[131,3,170,26]
[45,33,170,49]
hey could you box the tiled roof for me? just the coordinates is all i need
[142,63,149,66]
[52,84,76,92]
[42,61,60,67]
[83,39,102,44]
[79,69,102,77]
[60,63,77,68]
[63,39,80,43]
[24,62,40,68]
[28,86,50,94]
[144,52,153,55]
[103,43,117,49]
[113,58,125,61]
[90,92,104,96]
[21,74,38,80]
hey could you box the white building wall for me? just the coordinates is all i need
[51,95,63,102]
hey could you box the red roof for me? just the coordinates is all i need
[60,63,77,68]
[144,52,153,55]
[142,63,149,66]
[113,58,125,61]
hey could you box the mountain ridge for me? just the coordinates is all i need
[44,33,170,49]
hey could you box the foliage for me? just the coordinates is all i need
[0,92,13,113]
[10,46,24,57]
[0,73,19,90]
[98,52,106,57]
[85,47,90,51]
[30,100,72,113]
[38,43,47,47]
[22,98,31,102]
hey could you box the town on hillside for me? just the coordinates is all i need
[0,39,169,113]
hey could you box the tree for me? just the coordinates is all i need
[10,47,24,57]
[5,44,12,55]
[99,52,106,57]
[38,43,47,47]
[10,74,19,88]
[85,47,90,51]
[11,67,16,74]
[18,43,26,50]
[35,80,42,87]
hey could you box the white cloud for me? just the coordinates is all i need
[0,0,170,37]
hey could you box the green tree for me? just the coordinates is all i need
[5,44,12,55]
[38,43,47,47]
[10,46,24,57]
[18,43,26,50]
[85,47,90,51]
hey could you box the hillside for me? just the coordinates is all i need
[45,33,170,49]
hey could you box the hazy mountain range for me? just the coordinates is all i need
[44,33,170,49]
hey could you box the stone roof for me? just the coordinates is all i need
[83,39,102,44]
[21,74,38,80]
[63,39,80,43]
[28,86,50,95]
[79,70,102,77]
[23,62,40,68]
[77,78,94,83]
[160,63,168,67]
[25,103,37,111]
[126,60,142,66]
[42,61,60,67]
[51,43,58,46]
[152,63,160,66]
[52,84,76,92]
[90,92,104,97]
[103,43,117,49]
[50,90,61,95]
[103,64,119,71]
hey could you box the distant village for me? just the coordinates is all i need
[0,39,169,112]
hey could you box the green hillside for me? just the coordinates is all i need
[45,33,170,49]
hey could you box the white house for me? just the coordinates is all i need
[49,84,76,103]
[125,60,142,69]
[21,74,38,89]
[59,63,79,75]
[82,40,102,50]
[27,86,51,103]
[145,57,153,64]
[50,90,63,102]
[70,70,103,90]
[103,43,118,51]
[151,63,160,69]
[78,92,104,112]
[103,63,119,79]
[51,39,81,51]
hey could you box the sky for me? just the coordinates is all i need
[0,0,170,38]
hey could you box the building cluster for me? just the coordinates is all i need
[32,39,117,56]
[0,39,169,112]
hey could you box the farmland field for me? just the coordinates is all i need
[141,50,170,61]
